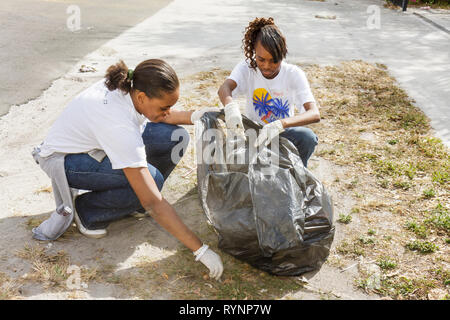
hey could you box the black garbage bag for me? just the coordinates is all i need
[196,110,335,276]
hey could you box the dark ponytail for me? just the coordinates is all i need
[104,59,179,98]
[104,60,132,93]
[242,17,288,70]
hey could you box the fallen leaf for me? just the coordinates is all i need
[35,186,52,194]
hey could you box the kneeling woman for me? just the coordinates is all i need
[33,59,223,280]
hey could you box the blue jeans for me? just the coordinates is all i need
[280,126,318,168]
[64,122,190,229]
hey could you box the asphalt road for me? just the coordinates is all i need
[0,0,171,116]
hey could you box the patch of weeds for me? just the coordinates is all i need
[354,192,364,199]
[381,277,415,298]
[16,244,73,289]
[416,137,446,159]
[376,63,387,70]
[367,229,376,236]
[424,203,449,235]
[359,153,378,162]
[377,257,397,270]
[393,180,412,190]
[364,200,388,211]
[374,159,403,177]
[378,179,389,189]
[26,217,46,230]
[405,220,428,238]
[374,159,418,181]
[404,163,417,180]
[356,277,371,291]
[381,275,439,300]
[422,188,436,199]
[358,236,375,245]
[317,148,336,156]
[406,240,439,254]
[0,272,21,299]
[338,213,352,224]
[388,139,398,145]
[351,207,361,214]
[432,170,449,185]
[336,240,365,257]
[400,111,428,132]
[431,267,450,287]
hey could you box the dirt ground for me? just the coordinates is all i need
[0,61,448,300]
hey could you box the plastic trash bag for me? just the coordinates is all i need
[196,110,335,276]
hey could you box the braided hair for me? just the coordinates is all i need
[242,17,287,70]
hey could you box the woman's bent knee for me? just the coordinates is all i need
[149,165,165,191]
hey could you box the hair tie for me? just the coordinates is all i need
[127,69,134,80]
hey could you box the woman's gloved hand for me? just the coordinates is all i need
[194,244,224,280]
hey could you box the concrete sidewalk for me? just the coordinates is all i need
[411,7,450,33]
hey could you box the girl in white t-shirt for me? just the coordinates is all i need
[218,17,320,167]
[38,59,223,280]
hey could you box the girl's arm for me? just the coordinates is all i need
[123,166,224,280]
[280,102,321,128]
[123,166,202,251]
[218,79,237,106]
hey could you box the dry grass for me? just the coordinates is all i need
[34,186,52,194]
[15,243,98,291]
[304,60,449,300]
[0,272,22,299]
[96,245,305,300]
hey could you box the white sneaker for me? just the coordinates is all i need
[73,204,107,239]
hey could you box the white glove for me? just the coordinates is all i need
[255,120,285,148]
[191,107,221,124]
[194,244,223,280]
[224,102,244,130]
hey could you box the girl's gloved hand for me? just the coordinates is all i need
[224,102,244,130]
[194,244,224,280]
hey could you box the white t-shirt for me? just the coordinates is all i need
[39,79,149,169]
[228,60,316,125]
